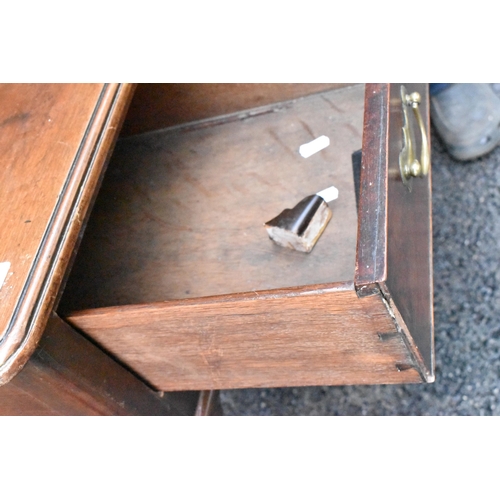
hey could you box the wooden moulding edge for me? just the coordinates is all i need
[355,83,389,291]
[65,280,357,320]
[0,83,135,387]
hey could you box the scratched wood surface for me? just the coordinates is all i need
[0,84,135,385]
[121,83,357,136]
[66,284,423,391]
[60,84,364,311]
[0,314,199,415]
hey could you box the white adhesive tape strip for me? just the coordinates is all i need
[0,262,10,291]
[299,135,330,158]
[316,186,339,203]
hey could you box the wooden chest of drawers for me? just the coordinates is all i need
[0,83,433,414]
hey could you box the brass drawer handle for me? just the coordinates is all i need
[399,85,430,189]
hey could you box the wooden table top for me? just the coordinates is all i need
[0,83,134,385]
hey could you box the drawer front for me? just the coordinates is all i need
[356,83,433,381]
[386,83,433,379]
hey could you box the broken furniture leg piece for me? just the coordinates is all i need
[264,186,338,253]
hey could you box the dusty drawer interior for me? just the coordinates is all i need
[57,83,430,391]
[59,84,364,312]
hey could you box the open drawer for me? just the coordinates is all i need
[58,83,434,391]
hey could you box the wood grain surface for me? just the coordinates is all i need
[121,83,357,136]
[66,283,423,391]
[0,83,135,385]
[0,314,199,415]
[60,85,364,310]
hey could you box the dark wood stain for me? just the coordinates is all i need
[378,332,400,342]
[321,95,344,113]
[299,119,316,139]
[0,112,30,129]
[268,128,296,159]
[395,363,414,372]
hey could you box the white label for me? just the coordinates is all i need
[316,186,339,203]
[299,135,330,158]
[0,262,10,291]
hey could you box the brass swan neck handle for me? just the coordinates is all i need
[399,86,430,189]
